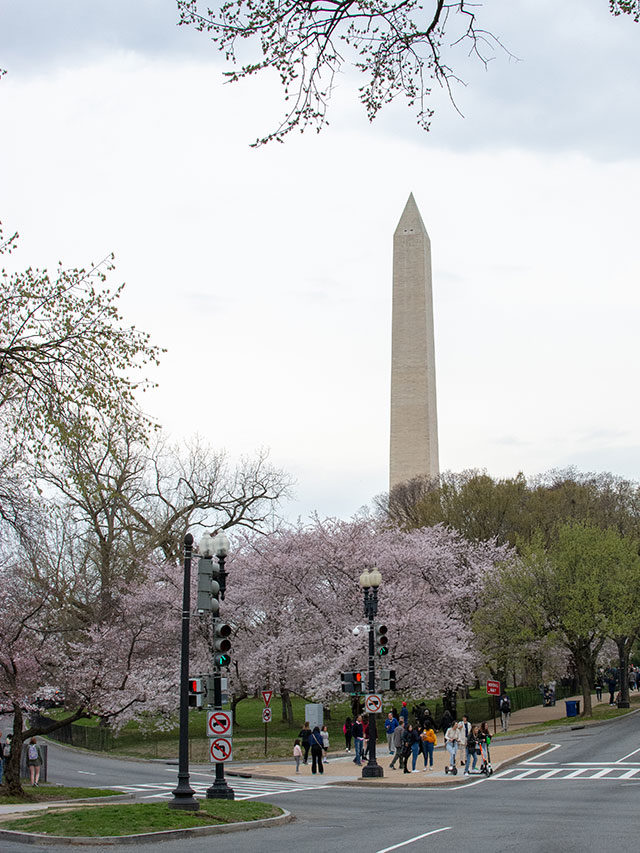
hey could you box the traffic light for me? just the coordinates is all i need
[197,556,220,614]
[376,623,389,657]
[188,677,205,708]
[379,669,396,691]
[340,671,365,693]
[213,619,232,668]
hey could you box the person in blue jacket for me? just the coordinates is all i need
[384,712,398,754]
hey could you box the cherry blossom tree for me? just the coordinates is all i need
[214,514,510,716]
[0,557,179,796]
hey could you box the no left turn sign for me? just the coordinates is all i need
[207,710,232,737]
[209,737,233,763]
[365,693,382,713]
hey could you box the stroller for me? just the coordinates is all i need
[478,739,493,776]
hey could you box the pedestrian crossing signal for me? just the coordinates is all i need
[341,671,365,693]
[188,677,205,708]
[379,669,396,691]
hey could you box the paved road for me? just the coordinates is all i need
[3,712,640,852]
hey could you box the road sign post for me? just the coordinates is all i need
[262,689,273,755]
[486,680,501,735]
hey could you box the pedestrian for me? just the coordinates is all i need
[595,674,603,702]
[293,739,302,773]
[384,712,398,754]
[548,680,557,705]
[399,701,409,725]
[440,707,453,734]
[389,719,405,769]
[459,714,471,766]
[401,723,416,774]
[499,692,511,732]
[27,737,43,786]
[0,730,4,786]
[407,723,421,773]
[391,706,399,722]
[607,674,617,705]
[444,721,459,772]
[423,708,435,731]
[421,724,437,770]
[299,721,312,764]
[309,726,324,775]
[464,725,479,776]
[343,717,352,752]
[352,715,365,766]
[362,716,370,760]
[321,725,329,762]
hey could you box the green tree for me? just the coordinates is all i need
[177,1,639,145]
[478,523,634,716]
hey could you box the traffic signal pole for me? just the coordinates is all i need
[206,545,234,800]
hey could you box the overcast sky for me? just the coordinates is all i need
[1,1,639,521]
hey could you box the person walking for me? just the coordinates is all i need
[389,719,405,769]
[343,717,352,752]
[459,715,471,767]
[407,724,421,773]
[401,723,415,774]
[321,725,330,762]
[499,693,511,732]
[607,673,617,706]
[27,738,43,786]
[293,739,302,773]
[384,712,398,754]
[352,715,365,766]
[421,724,437,770]
[595,674,603,702]
[309,726,324,775]
[444,721,459,772]
[0,730,4,785]
[299,722,312,764]
[399,702,409,725]
[440,707,453,735]
[464,725,479,776]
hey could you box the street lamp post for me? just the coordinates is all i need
[206,530,235,800]
[359,568,384,779]
[168,533,200,811]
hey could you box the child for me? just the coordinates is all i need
[293,738,302,772]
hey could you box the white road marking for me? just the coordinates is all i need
[375,827,452,852]
[76,771,96,775]
[618,769,640,779]
[538,769,563,779]
[523,743,561,763]
[561,768,589,778]
[510,769,538,780]
[616,746,640,762]
[105,778,327,802]
[590,768,613,778]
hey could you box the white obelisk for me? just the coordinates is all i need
[389,193,439,491]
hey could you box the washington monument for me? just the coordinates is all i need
[389,193,439,491]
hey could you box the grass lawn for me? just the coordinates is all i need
[2,800,281,837]
[0,784,122,805]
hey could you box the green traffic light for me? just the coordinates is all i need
[216,653,231,667]
[378,646,389,656]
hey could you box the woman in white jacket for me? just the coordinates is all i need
[444,722,459,772]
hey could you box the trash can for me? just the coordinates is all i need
[565,700,580,718]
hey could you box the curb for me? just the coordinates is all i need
[0,807,293,846]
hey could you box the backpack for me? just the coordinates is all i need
[501,697,511,713]
[28,743,38,760]
[3,743,10,758]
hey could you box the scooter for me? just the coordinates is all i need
[478,740,493,776]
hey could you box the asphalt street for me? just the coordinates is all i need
[3,712,640,852]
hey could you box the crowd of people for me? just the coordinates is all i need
[294,702,497,777]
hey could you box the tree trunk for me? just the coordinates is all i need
[4,704,25,797]
[280,685,294,725]
[230,691,247,726]
[574,650,593,716]
[616,636,632,708]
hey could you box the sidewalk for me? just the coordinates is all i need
[232,740,549,786]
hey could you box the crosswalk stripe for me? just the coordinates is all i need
[492,765,640,782]
[538,769,563,779]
